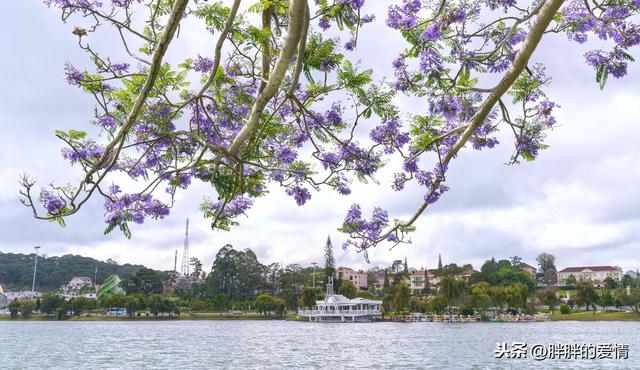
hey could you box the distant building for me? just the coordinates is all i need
[455,268,478,282]
[625,270,639,278]
[519,263,537,277]
[409,269,432,293]
[4,291,41,301]
[335,267,368,291]
[97,275,125,300]
[68,276,92,288]
[557,266,623,285]
[62,276,94,296]
[298,277,381,322]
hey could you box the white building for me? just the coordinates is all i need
[4,291,42,301]
[62,276,94,295]
[557,266,623,285]
[67,276,93,288]
[298,278,382,322]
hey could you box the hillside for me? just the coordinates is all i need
[0,252,147,292]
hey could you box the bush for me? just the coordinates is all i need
[560,304,571,314]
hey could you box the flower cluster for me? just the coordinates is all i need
[340,204,390,250]
[40,190,67,214]
[286,185,312,206]
[202,196,254,219]
[61,139,104,164]
[193,56,214,73]
[369,115,410,154]
[386,0,421,30]
[104,185,170,225]
[64,62,84,86]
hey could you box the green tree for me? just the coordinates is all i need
[125,268,165,296]
[339,280,358,299]
[301,287,317,309]
[19,300,35,318]
[125,294,145,318]
[323,236,335,284]
[440,276,464,312]
[471,282,491,314]
[538,287,559,314]
[430,295,448,314]
[40,294,66,315]
[564,274,577,287]
[603,276,618,290]
[575,281,598,312]
[190,257,203,280]
[163,298,179,316]
[147,294,165,317]
[599,289,615,310]
[383,270,389,291]
[422,269,430,296]
[101,293,126,309]
[505,283,530,312]
[510,256,522,267]
[7,300,20,318]
[403,257,408,274]
[536,253,557,285]
[621,274,633,288]
[394,283,411,312]
[616,287,640,317]
[409,297,426,313]
[206,245,265,302]
[255,294,277,316]
[70,297,95,316]
[279,264,307,309]
[488,286,506,310]
[274,298,286,318]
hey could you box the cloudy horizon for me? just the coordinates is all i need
[1,1,639,274]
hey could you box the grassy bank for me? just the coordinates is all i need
[550,311,640,321]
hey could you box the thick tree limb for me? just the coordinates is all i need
[377,0,565,246]
[228,0,308,155]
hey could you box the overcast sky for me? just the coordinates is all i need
[1,1,639,273]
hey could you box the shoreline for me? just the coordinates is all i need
[2,312,640,322]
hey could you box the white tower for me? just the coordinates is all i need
[180,218,190,277]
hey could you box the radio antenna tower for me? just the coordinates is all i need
[180,218,190,277]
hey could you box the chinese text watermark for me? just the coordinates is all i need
[495,342,629,361]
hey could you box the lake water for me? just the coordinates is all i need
[1,320,638,369]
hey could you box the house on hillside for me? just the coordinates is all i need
[335,267,368,291]
[61,276,94,296]
[519,263,537,277]
[557,266,623,285]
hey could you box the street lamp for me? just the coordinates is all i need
[31,246,41,293]
[311,262,317,289]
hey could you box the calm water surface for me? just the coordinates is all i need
[1,320,638,369]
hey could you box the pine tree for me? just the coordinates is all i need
[323,236,335,284]
[383,270,389,290]
[423,268,430,296]
[438,254,443,270]
[403,257,408,274]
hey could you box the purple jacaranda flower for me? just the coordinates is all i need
[286,185,311,206]
[193,55,214,72]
